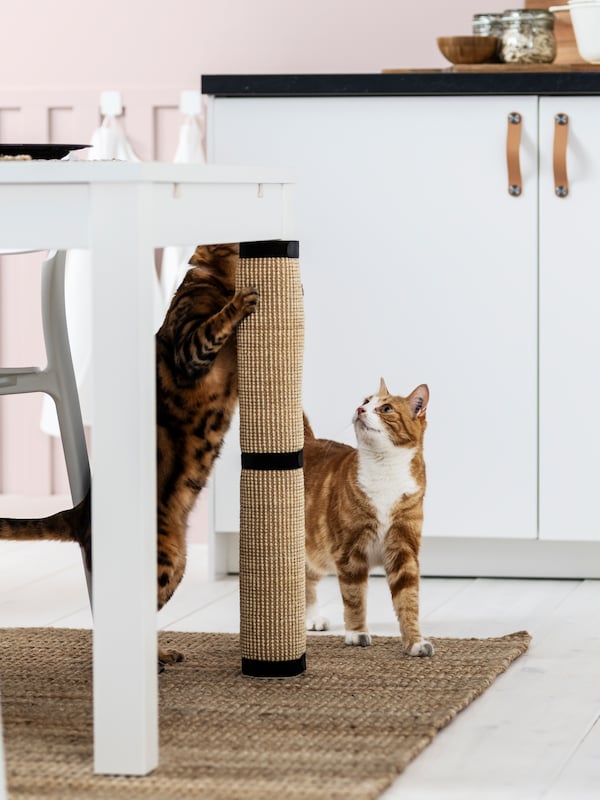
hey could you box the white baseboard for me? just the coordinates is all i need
[212,531,600,580]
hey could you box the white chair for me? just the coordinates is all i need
[0,249,91,577]
[0,249,91,797]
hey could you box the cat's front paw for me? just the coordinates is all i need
[406,639,434,657]
[306,606,329,632]
[236,286,259,318]
[345,631,372,647]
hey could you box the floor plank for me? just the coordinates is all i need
[305,574,474,637]
[163,581,240,633]
[545,714,600,800]
[382,579,600,799]
[0,562,89,626]
[0,541,83,595]
[425,577,579,636]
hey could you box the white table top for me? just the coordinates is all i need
[0,161,296,252]
[0,160,294,184]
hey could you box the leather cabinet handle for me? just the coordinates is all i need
[553,113,569,198]
[506,112,523,197]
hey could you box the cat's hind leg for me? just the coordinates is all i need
[156,523,188,668]
[305,563,329,632]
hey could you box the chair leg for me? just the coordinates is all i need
[41,250,92,602]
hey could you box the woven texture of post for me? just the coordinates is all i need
[237,241,306,677]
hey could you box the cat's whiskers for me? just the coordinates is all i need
[333,421,354,440]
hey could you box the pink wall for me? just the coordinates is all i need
[1,0,518,86]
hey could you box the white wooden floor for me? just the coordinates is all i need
[0,538,599,800]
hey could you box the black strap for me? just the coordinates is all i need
[241,450,303,471]
[239,240,299,259]
[242,653,306,678]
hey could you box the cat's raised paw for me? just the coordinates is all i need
[407,639,434,657]
[237,287,259,316]
[345,631,372,647]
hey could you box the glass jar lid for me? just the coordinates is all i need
[473,12,503,24]
[501,9,555,27]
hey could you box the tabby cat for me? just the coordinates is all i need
[303,378,434,657]
[0,243,257,666]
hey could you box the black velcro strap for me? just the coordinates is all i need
[241,450,303,471]
[239,240,299,259]
[242,653,306,678]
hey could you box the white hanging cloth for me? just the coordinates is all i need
[160,93,206,310]
[88,114,140,161]
[41,109,164,436]
[174,113,205,164]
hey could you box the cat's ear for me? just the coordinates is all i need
[409,384,429,418]
[379,377,389,397]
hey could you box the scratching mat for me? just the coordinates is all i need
[236,240,305,677]
[0,628,531,799]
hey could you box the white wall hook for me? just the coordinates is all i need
[100,90,123,117]
[179,90,202,116]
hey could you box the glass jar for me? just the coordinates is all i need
[472,12,503,38]
[500,9,556,64]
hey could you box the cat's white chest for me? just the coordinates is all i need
[358,447,418,557]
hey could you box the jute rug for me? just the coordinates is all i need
[0,628,531,800]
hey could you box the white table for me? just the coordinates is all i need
[0,161,295,778]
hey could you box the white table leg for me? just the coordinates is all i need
[89,183,158,775]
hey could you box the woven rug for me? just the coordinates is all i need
[0,628,530,800]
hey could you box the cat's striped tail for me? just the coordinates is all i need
[0,492,90,554]
[303,413,315,441]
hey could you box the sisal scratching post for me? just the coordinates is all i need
[236,240,306,678]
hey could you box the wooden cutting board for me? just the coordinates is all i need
[526,0,584,63]
[449,62,600,72]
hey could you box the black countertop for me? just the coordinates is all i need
[202,71,600,97]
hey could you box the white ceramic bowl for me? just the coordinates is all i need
[570,3,600,63]
[551,1,600,62]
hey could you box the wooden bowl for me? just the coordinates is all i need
[437,36,499,65]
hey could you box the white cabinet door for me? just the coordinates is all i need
[210,95,538,540]
[539,97,600,542]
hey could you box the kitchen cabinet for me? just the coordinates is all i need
[539,97,600,542]
[203,75,600,576]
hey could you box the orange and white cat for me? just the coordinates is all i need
[303,379,433,657]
